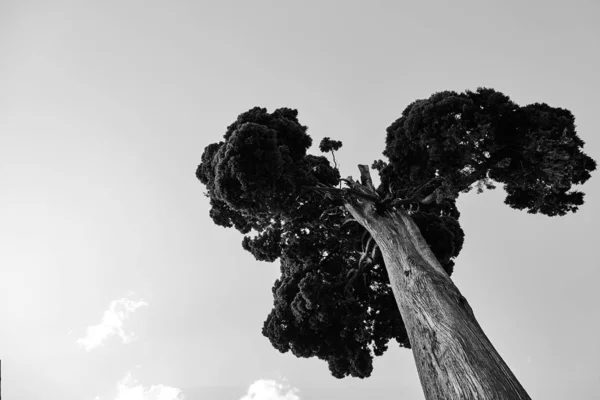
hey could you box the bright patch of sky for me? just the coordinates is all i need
[95,372,184,400]
[77,296,148,351]
[239,379,300,400]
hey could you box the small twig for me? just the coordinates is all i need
[331,151,338,171]
[329,150,343,189]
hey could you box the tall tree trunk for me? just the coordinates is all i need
[343,192,531,400]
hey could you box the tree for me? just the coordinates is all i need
[195,88,596,399]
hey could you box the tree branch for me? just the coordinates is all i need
[358,164,376,192]
[408,177,442,199]
[389,193,436,208]
[388,159,499,208]
[303,185,380,204]
[309,162,496,213]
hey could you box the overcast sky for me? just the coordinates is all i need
[2,1,599,399]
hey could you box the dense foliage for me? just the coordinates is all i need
[379,88,596,216]
[196,89,595,379]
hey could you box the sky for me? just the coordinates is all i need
[1,0,599,399]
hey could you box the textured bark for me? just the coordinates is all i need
[344,193,531,400]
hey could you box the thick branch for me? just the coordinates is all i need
[407,177,442,199]
[303,185,380,204]
[390,160,497,208]
[390,195,434,208]
[358,164,376,192]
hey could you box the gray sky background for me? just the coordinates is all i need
[2,1,599,399]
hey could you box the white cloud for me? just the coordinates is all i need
[239,379,300,400]
[95,373,184,400]
[77,297,148,351]
[113,373,184,400]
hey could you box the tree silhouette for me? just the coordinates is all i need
[196,88,595,399]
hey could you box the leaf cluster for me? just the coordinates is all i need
[380,88,596,216]
[319,137,343,152]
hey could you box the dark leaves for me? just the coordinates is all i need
[381,87,596,217]
[412,212,464,275]
[319,137,343,153]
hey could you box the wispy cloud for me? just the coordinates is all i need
[77,296,148,351]
[239,379,300,400]
[95,372,184,400]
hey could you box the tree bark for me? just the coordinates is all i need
[343,192,531,400]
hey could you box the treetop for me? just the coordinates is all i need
[195,88,595,379]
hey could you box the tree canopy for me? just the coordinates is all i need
[196,88,596,379]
